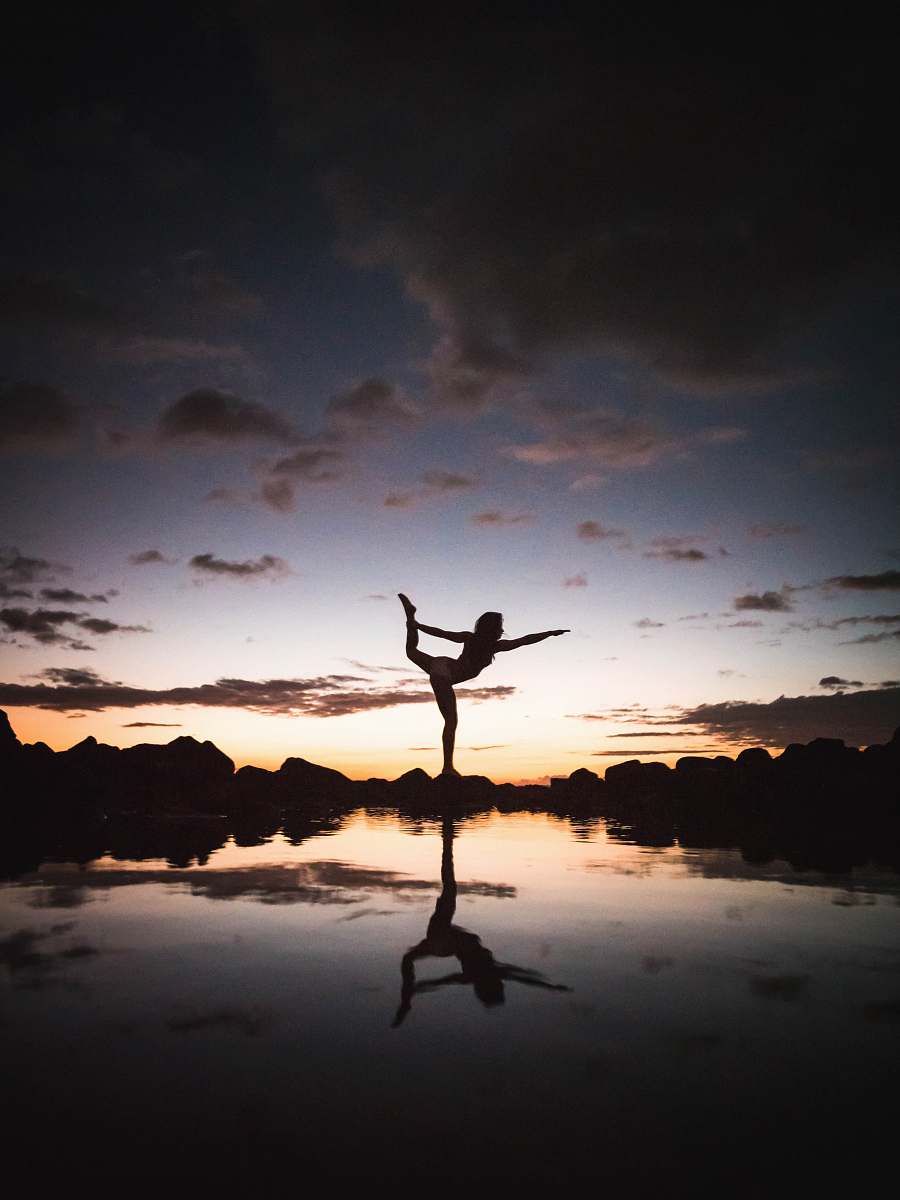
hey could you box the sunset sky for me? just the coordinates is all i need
[2,13,899,780]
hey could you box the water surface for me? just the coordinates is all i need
[3,809,898,1186]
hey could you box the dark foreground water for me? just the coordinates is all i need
[3,808,899,1188]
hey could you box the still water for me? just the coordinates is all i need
[3,808,898,1187]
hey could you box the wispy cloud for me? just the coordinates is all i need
[0,670,516,715]
[826,570,900,591]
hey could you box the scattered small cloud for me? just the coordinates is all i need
[734,591,793,612]
[635,618,664,629]
[189,553,288,580]
[470,510,535,526]
[1,547,69,584]
[748,522,805,538]
[577,520,628,542]
[122,721,182,728]
[564,573,588,588]
[268,446,343,480]
[644,536,708,563]
[324,378,419,438]
[128,549,171,566]
[384,491,416,509]
[421,469,476,490]
[0,607,148,646]
[39,588,108,604]
[818,676,864,689]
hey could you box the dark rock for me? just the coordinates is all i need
[0,709,20,757]
[736,747,772,771]
[390,767,433,800]
[276,756,353,803]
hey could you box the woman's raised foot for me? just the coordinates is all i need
[398,593,417,621]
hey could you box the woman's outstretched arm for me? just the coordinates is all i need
[416,622,469,642]
[496,630,569,651]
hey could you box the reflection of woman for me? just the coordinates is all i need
[392,817,570,1027]
[399,594,569,777]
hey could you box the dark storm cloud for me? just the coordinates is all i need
[675,687,900,747]
[734,591,793,612]
[0,382,79,450]
[0,274,118,332]
[189,553,288,579]
[826,571,900,591]
[0,672,515,715]
[0,547,69,584]
[470,511,535,527]
[324,378,418,437]
[39,588,108,604]
[128,549,170,565]
[158,389,295,443]
[265,31,897,405]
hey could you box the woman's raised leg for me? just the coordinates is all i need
[399,593,433,673]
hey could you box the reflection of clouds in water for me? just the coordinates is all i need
[167,1008,268,1036]
[584,849,900,900]
[16,860,517,908]
[748,974,811,1001]
[863,999,900,1023]
[642,955,675,974]
[0,924,101,989]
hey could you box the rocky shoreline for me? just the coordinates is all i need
[3,709,899,878]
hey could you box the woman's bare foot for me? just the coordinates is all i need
[439,767,461,778]
[398,593,417,622]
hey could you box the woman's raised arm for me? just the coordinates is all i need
[416,622,470,642]
[496,629,569,651]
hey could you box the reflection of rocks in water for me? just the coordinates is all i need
[1,708,900,879]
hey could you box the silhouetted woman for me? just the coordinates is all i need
[392,815,570,1026]
[399,594,569,777]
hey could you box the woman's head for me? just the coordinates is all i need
[473,611,504,641]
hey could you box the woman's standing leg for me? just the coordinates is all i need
[430,677,459,776]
